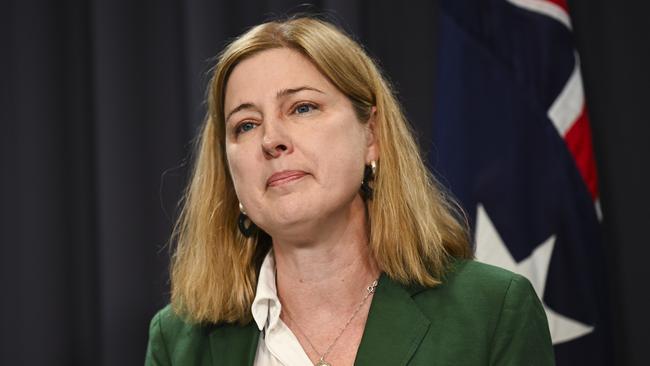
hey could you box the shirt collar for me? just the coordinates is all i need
[251,250,282,332]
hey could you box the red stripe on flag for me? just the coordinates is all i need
[544,0,569,13]
[564,106,599,200]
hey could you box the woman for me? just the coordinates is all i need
[146,16,554,366]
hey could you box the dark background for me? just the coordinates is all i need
[1,0,648,365]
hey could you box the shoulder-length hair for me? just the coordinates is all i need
[170,16,472,324]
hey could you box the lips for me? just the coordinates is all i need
[266,170,307,187]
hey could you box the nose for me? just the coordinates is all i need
[261,120,292,159]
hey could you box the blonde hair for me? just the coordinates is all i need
[170,16,471,324]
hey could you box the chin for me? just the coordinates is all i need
[272,207,313,229]
[257,205,320,239]
[258,218,314,243]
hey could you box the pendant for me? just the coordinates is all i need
[315,360,331,366]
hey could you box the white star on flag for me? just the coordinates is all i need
[474,204,594,344]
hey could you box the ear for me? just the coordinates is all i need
[365,106,379,163]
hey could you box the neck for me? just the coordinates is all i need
[272,196,380,313]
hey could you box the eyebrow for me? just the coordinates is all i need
[276,86,324,99]
[225,103,256,123]
[225,86,325,123]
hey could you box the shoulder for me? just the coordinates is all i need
[149,304,206,341]
[443,258,531,293]
[145,305,214,365]
[406,259,553,364]
[415,259,539,313]
[146,305,262,365]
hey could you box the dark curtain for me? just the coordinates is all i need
[0,1,647,365]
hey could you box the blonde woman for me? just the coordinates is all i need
[145,16,554,366]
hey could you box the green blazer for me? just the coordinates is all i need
[145,260,554,365]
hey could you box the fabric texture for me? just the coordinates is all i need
[145,259,554,365]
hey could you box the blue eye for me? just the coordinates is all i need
[294,103,317,114]
[236,122,256,134]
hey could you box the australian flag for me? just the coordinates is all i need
[432,0,612,364]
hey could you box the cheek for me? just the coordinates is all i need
[225,144,260,203]
[225,146,242,184]
[313,130,366,188]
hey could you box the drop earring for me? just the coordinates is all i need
[360,160,377,200]
[238,202,257,238]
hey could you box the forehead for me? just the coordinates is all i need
[224,48,335,108]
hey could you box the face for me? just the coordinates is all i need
[223,48,377,238]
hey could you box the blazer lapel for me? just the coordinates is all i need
[354,274,430,366]
[209,321,260,366]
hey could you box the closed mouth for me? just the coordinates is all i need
[267,170,307,187]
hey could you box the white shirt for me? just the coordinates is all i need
[252,250,314,366]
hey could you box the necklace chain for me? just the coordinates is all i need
[282,278,379,366]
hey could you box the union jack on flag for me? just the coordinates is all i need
[432,0,611,364]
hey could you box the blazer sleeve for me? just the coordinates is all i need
[489,274,555,366]
[145,310,172,366]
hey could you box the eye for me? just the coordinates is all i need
[293,103,318,115]
[235,121,257,135]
